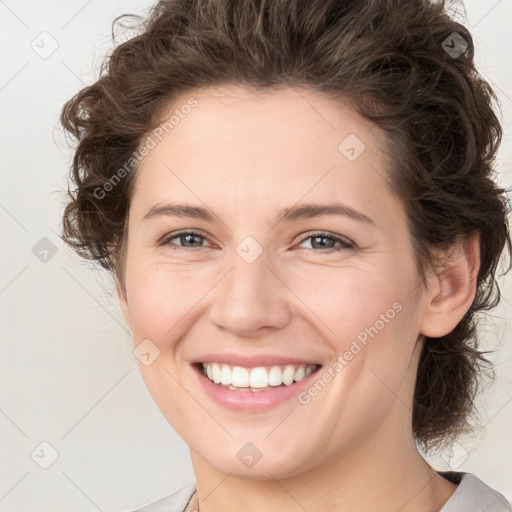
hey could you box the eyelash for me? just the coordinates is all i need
[160,230,354,253]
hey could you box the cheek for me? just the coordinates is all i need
[332,277,422,408]
[125,263,213,347]
[287,265,403,347]
[288,262,421,389]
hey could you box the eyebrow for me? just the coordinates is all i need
[278,202,375,226]
[142,201,376,226]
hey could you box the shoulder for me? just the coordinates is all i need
[439,471,512,511]
[124,480,197,512]
[122,473,512,512]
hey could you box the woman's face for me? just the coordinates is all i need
[119,85,432,478]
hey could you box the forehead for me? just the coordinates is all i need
[149,85,382,160]
[130,85,401,230]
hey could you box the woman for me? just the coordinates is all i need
[60,0,512,510]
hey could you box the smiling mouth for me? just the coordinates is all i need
[193,362,322,392]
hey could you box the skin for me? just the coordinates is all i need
[118,85,480,512]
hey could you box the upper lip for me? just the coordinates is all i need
[192,353,322,368]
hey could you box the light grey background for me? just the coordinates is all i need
[0,1,511,510]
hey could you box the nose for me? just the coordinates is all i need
[208,248,292,338]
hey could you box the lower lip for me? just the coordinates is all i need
[192,364,322,412]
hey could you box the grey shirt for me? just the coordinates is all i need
[126,471,512,511]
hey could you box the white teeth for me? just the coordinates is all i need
[282,365,295,385]
[231,366,250,387]
[201,362,318,390]
[221,364,232,385]
[294,366,305,382]
[268,366,283,386]
[212,363,222,384]
[249,367,268,388]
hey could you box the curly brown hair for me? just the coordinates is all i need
[60,0,511,452]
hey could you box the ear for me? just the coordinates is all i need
[419,233,480,338]
[116,282,132,331]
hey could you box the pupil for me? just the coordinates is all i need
[313,236,333,249]
[184,234,201,246]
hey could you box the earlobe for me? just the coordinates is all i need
[419,234,480,338]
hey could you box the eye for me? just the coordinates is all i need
[296,231,354,253]
[159,230,354,253]
[160,230,212,251]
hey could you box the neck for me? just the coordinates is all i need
[189,426,458,512]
